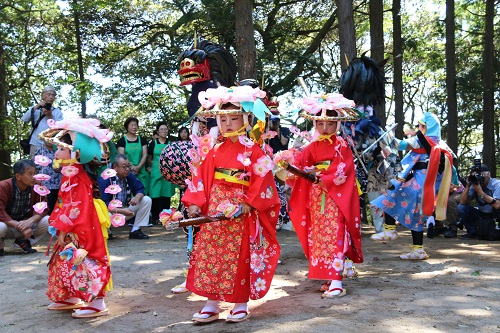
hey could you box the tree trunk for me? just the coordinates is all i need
[445,0,458,164]
[337,0,356,71]
[482,0,495,176]
[73,0,87,117]
[234,0,256,80]
[0,41,12,180]
[370,0,386,127]
[392,0,404,139]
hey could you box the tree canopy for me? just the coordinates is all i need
[1,0,498,179]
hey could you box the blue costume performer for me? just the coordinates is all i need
[371,112,456,259]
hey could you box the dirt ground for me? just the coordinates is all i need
[1,222,499,333]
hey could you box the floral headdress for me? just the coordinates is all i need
[196,85,270,122]
[38,118,114,165]
[298,93,359,122]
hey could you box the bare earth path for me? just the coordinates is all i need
[1,224,499,333]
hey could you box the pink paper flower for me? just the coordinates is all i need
[34,174,51,181]
[61,166,79,178]
[34,184,50,196]
[238,136,254,148]
[34,155,52,167]
[253,163,269,177]
[237,153,251,166]
[108,199,123,211]
[199,134,213,146]
[110,214,126,227]
[260,131,277,140]
[188,148,200,163]
[199,144,211,157]
[301,131,312,141]
[256,155,273,171]
[100,168,117,180]
[290,126,301,136]
[104,184,122,195]
[33,201,47,214]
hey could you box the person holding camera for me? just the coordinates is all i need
[457,164,500,239]
[268,115,290,153]
[21,86,63,156]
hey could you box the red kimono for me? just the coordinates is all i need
[47,164,110,302]
[182,139,280,302]
[288,137,363,281]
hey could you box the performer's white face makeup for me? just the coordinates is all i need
[316,120,339,135]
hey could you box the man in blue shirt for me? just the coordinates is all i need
[458,164,500,239]
[21,86,64,156]
[98,154,152,239]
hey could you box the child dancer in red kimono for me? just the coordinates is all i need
[279,93,363,298]
[182,85,281,323]
[41,118,115,318]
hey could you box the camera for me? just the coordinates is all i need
[468,154,484,185]
[42,102,52,110]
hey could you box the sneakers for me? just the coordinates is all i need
[400,245,429,260]
[129,229,150,239]
[371,229,399,241]
[14,239,37,254]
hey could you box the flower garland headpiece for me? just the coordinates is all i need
[196,85,270,122]
[298,93,359,122]
[38,118,113,164]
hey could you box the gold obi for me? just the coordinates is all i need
[214,168,250,186]
[314,160,331,171]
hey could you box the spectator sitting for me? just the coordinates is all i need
[21,86,63,156]
[97,154,152,240]
[0,159,49,255]
[457,164,500,239]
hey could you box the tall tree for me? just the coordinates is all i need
[392,0,404,139]
[482,0,495,175]
[71,0,87,117]
[370,0,386,126]
[234,0,256,80]
[0,40,11,179]
[445,0,458,162]
[337,0,356,71]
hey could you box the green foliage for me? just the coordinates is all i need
[0,0,498,175]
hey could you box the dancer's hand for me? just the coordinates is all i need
[188,205,201,217]
[240,202,253,215]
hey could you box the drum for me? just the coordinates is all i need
[159,141,195,187]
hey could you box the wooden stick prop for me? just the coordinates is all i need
[277,160,319,184]
[166,214,231,230]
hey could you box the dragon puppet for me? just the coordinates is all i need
[177,39,237,140]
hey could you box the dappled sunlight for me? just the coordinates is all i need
[131,259,162,265]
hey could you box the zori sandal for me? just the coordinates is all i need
[322,287,347,299]
[225,310,251,323]
[192,311,219,323]
[47,300,84,311]
[72,306,109,318]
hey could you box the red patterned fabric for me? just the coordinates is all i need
[287,137,363,281]
[182,139,280,302]
[47,164,110,302]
